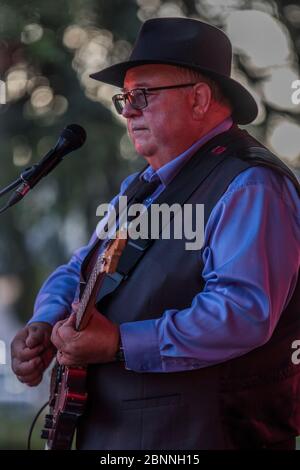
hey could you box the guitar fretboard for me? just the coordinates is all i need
[74,230,127,331]
[75,252,105,330]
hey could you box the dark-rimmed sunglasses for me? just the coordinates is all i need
[112,83,197,114]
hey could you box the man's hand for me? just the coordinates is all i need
[11,322,56,386]
[51,308,120,366]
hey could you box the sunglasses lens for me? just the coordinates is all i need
[112,89,147,114]
[129,89,146,109]
[112,95,125,114]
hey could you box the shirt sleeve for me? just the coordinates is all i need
[28,172,139,326]
[120,167,300,372]
[28,232,98,325]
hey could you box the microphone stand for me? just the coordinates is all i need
[0,124,86,215]
[0,165,38,214]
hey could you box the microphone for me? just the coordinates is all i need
[8,124,86,207]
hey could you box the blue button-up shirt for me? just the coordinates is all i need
[29,118,300,373]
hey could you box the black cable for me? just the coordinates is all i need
[27,401,49,450]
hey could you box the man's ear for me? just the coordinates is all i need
[192,82,212,119]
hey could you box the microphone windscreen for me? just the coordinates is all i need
[60,124,87,151]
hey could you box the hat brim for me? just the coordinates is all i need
[90,59,258,125]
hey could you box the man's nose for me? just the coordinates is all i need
[122,101,142,118]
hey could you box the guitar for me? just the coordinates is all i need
[41,229,127,450]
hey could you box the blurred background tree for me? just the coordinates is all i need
[0,0,144,319]
[0,0,299,449]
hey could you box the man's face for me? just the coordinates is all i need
[123,64,197,169]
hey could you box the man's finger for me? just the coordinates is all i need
[27,376,43,387]
[60,312,76,328]
[12,356,43,376]
[51,321,66,350]
[57,350,82,367]
[51,315,77,349]
[11,334,26,355]
[17,374,43,387]
[70,312,76,325]
[26,325,47,349]
[16,368,43,384]
[16,344,44,362]
[51,318,67,337]
[71,302,80,314]
[41,346,56,369]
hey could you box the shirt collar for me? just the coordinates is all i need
[141,116,233,186]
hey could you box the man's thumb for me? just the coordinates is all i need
[26,325,46,349]
[65,312,76,327]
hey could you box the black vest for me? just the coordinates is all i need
[77,126,300,450]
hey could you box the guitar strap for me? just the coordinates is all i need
[80,127,300,306]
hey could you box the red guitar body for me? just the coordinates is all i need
[42,363,87,449]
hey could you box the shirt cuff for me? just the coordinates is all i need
[28,305,69,326]
[120,319,163,372]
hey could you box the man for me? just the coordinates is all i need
[11,18,300,449]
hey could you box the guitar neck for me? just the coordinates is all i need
[75,254,105,331]
[74,230,128,331]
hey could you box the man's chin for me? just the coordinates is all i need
[134,143,155,159]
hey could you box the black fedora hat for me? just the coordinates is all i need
[90,17,258,124]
